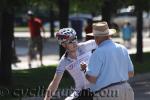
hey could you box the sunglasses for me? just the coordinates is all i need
[62,37,77,44]
[57,35,69,40]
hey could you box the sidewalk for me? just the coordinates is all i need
[12,37,59,70]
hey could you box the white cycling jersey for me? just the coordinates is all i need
[56,40,97,92]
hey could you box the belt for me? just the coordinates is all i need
[95,81,127,94]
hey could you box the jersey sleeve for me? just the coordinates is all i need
[78,40,97,52]
[55,58,66,75]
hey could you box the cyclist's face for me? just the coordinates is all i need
[62,40,78,52]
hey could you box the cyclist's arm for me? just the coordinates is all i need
[44,73,63,100]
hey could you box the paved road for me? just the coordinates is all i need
[133,80,150,100]
[12,38,59,70]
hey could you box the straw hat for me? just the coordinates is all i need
[87,21,116,36]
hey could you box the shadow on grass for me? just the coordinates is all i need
[131,52,150,74]
[0,65,74,100]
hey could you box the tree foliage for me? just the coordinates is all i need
[70,0,102,14]
[69,0,135,14]
[133,0,150,11]
[0,0,29,11]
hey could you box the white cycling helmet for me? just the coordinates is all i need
[56,28,77,44]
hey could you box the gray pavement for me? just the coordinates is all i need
[129,73,150,100]
[12,31,150,100]
[12,37,59,70]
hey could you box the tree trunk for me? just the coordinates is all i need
[49,7,55,38]
[101,0,112,27]
[0,13,2,63]
[0,10,14,86]
[136,8,143,62]
[58,0,69,58]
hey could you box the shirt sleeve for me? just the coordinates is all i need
[56,58,66,75]
[78,40,97,52]
[122,46,134,72]
[127,54,134,72]
[86,50,103,77]
[35,18,42,27]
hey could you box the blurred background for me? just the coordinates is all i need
[0,0,150,100]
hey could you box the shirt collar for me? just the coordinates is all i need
[66,48,79,62]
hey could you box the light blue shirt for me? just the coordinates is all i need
[86,39,134,92]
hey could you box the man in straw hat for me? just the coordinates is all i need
[81,21,134,100]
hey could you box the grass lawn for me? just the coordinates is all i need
[131,52,150,74]
[0,65,74,100]
[1,52,150,100]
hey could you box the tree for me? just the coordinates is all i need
[70,0,102,14]
[32,0,58,38]
[70,0,127,27]
[101,0,131,27]
[58,0,69,57]
[101,0,112,26]
[49,6,55,38]
[0,0,28,86]
[0,9,14,86]
[135,6,143,62]
[134,0,150,62]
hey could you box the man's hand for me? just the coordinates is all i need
[128,71,134,78]
[44,90,52,100]
[80,62,87,73]
[44,95,51,100]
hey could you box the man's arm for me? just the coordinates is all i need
[44,73,63,100]
[38,18,46,38]
[80,62,97,83]
[41,25,46,38]
[85,74,97,84]
[128,71,134,78]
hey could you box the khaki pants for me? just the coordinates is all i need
[93,82,134,100]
